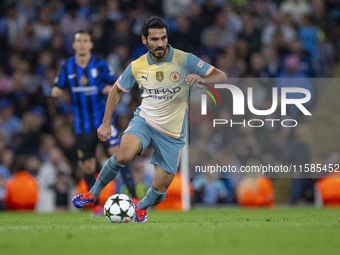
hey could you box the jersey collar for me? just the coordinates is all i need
[147,44,174,65]
[74,54,94,68]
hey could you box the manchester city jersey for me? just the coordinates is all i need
[116,45,213,139]
[54,54,116,134]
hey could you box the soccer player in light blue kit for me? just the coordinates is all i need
[72,17,227,222]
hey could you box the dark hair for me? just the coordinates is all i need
[141,16,168,38]
[11,154,28,173]
[73,30,91,41]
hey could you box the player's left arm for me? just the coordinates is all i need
[185,53,227,85]
[186,67,227,86]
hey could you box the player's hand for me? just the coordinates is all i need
[97,123,111,142]
[51,87,64,98]
[102,85,112,95]
[186,74,203,86]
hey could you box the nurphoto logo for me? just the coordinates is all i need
[199,83,312,128]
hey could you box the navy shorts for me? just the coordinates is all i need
[76,125,120,161]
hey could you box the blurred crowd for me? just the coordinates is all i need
[1,0,340,210]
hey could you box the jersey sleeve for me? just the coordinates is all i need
[54,61,67,89]
[187,53,214,76]
[116,63,137,93]
[103,62,117,84]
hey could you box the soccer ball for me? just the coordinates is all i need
[103,194,135,223]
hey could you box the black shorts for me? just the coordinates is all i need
[75,126,120,161]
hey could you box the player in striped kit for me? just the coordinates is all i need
[52,31,137,214]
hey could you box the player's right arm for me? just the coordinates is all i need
[52,61,67,99]
[97,63,137,142]
[51,86,64,98]
[97,84,122,141]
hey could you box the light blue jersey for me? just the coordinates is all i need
[117,45,212,139]
[119,45,213,173]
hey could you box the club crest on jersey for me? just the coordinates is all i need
[156,71,164,82]
[80,75,88,86]
[91,68,98,78]
[170,72,180,82]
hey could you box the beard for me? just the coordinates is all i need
[146,42,167,60]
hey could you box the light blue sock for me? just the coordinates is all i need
[90,155,125,198]
[137,187,167,209]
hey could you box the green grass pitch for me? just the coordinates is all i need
[0,208,339,255]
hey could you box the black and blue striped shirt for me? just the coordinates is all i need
[54,54,116,134]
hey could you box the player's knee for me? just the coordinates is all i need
[115,153,133,165]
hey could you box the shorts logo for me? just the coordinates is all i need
[156,71,164,82]
[77,149,84,159]
[170,72,180,82]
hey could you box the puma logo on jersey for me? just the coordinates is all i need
[142,75,148,81]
